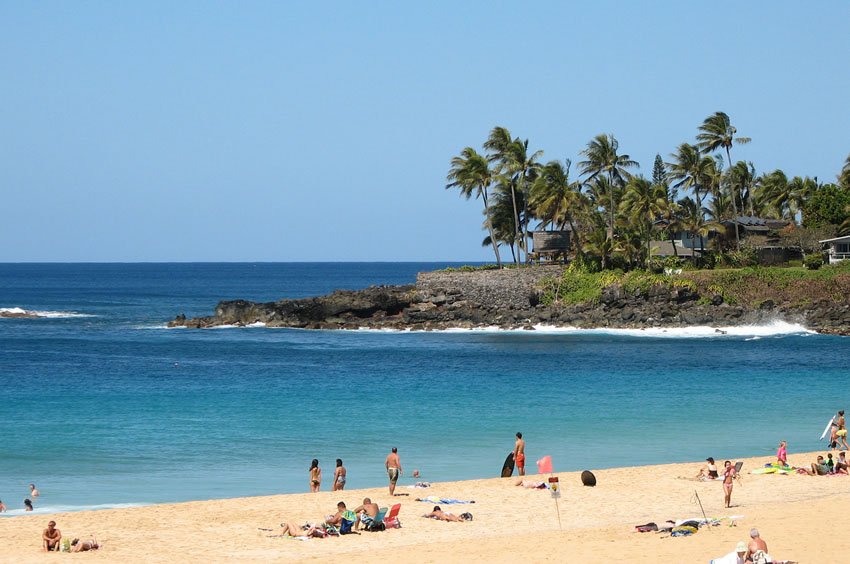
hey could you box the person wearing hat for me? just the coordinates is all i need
[710,541,749,564]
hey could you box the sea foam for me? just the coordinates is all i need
[0,307,94,319]
[354,319,814,338]
[0,502,149,517]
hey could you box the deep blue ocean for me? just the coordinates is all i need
[0,263,846,516]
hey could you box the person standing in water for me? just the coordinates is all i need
[385,447,402,496]
[29,483,39,498]
[333,458,347,491]
[514,433,526,476]
[309,459,321,493]
[24,498,34,511]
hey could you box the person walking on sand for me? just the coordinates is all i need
[722,460,739,508]
[309,459,321,493]
[836,411,849,450]
[514,432,526,476]
[42,520,61,552]
[333,458,346,491]
[386,447,402,496]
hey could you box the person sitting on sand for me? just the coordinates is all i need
[827,453,836,473]
[333,459,346,491]
[776,441,787,466]
[697,457,719,480]
[747,528,768,561]
[29,483,40,498]
[70,536,99,552]
[42,521,61,552]
[836,452,849,474]
[325,502,348,526]
[809,455,830,476]
[423,506,471,522]
[24,499,33,512]
[352,498,379,530]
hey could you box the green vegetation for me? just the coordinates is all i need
[541,261,850,307]
[446,113,850,269]
[438,264,501,272]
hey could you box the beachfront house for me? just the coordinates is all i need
[820,235,850,264]
[530,230,571,263]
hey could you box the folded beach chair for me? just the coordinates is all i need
[383,503,401,529]
[734,461,744,474]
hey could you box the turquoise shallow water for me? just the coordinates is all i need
[0,263,846,515]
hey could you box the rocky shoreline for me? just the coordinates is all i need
[168,267,850,335]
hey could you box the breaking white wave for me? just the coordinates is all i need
[209,321,267,329]
[0,502,149,517]
[355,320,815,338]
[0,307,94,319]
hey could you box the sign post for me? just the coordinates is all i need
[549,476,562,530]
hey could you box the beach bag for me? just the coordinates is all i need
[460,512,473,521]
[339,518,355,534]
[581,470,597,487]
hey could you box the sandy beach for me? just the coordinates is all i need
[2,451,849,563]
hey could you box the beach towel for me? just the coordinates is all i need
[415,496,475,504]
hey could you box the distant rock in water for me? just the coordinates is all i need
[166,266,850,335]
[581,470,597,487]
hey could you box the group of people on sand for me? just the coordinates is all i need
[308,447,408,496]
[712,529,771,564]
[277,497,393,538]
[0,483,40,514]
[41,520,100,553]
[800,451,848,475]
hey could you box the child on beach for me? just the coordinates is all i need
[309,459,321,493]
[776,441,787,466]
[333,459,346,491]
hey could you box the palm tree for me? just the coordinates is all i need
[447,147,501,267]
[484,127,542,262]
[678,197,713,265]
[657,196,682,258]
[784,176,819,224]
[530,159,585,255]
[587,229,614,270]
[485,179,523,263]
[728,161,757,216]
[620,176,667,268]
[839,154,850,189]
[696,112,751,248]
[754,169,788,218]
[579,134,638,241]
[667,144,713,256]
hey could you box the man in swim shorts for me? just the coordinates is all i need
[386,447,402,496]
[353,497,380,530]
[514,432,526,476]
[42,521,61,551]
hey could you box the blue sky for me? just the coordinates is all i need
[2,1,848,261]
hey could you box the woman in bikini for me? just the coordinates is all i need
[309,459,322,493]
[333,458,346,491]
[722,460,738,508]
[70,537,99,552]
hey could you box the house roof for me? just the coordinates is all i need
[819,235,850,244]
[649,241,700,257]
[721,216,790,231]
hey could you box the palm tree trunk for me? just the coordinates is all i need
[508,177,522,266]
[608,170,615,241]
[726,147,741,250]
[481,190,502,268]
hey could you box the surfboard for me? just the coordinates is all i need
[501,452,515,478]
[821,416,836,440]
